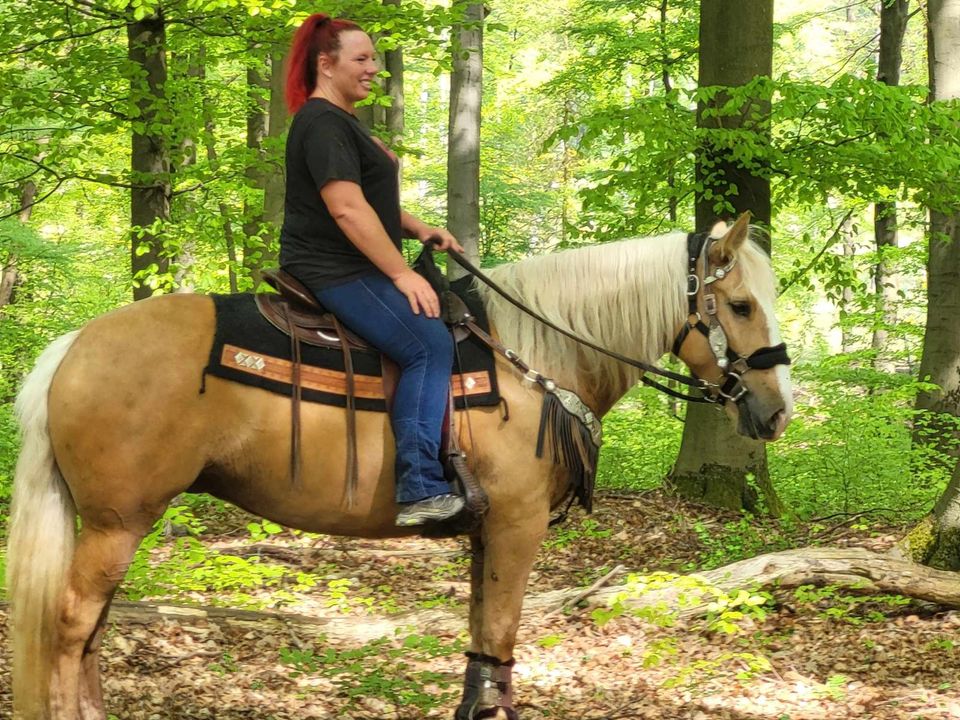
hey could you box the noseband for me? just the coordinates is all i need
[670,232,791,405]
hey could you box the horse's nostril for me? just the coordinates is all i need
[768,409,788,440]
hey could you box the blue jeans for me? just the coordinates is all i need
[311,272,454,503]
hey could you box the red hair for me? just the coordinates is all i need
[285,14,363,114]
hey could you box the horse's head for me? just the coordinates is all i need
[673,213,793,440]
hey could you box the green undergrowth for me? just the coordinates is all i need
[124,503,368,611]
[597,360,950,522]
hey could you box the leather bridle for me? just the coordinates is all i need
[670,232,791,405]
[439,231,791,407]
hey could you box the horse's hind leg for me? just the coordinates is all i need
[77,591,117,720]
[52,526,146,720]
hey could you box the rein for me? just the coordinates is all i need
[443,246,714,404]
[441,232,790,407]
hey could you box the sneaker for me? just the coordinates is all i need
[396,493,466,527]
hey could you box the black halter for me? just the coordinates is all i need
[671,232,791,405]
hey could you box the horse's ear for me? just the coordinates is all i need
[710,211,751,264]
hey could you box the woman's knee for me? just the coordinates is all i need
[408,321,454,369]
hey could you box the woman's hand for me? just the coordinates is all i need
[392,268,441,318]
[418,226,464,254]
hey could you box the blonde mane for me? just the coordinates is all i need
[476,230,776,408]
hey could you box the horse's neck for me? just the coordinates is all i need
[482,233,688,416]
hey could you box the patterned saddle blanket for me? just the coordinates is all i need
[201,278,501,412]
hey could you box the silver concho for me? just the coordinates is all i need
[708,324,729,369]
[550,387,603,447]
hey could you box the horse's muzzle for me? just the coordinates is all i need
[738,400,790,441]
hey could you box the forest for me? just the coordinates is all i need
[4,0,960,718]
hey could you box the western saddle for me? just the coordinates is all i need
[255,268,488,533]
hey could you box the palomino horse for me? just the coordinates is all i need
[8,214,792,719]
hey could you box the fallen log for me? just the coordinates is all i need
[2,547,953,646]
[530,546,960,617]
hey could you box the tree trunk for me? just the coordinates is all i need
[905,0,960,568]
[660,0,678,224]
[899,459,960,569]
[840,213,856,353]
[0,258,16,311]
[242,58,269,290]
[671,0,780,516]
[915,0,960,458]
[193,44,239,294]
[128,11,171,301]
[872,0,910,368]
[384,0,405,180]
[241,52,286,289]
[171,51,204,294]
[0,181,33,313]
[447,2,485,278]
[258,50,287,287]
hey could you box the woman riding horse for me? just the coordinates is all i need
[281,14,467,527]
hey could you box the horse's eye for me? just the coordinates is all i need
[730,301,752,318]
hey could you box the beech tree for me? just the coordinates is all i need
[668,0,780,515]
[128,11,171,301]
[901,0,960,569]
[872,0,911,366]
[447,1,485,276]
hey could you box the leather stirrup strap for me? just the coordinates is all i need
[282,304,303,489]
[332,315,358,507]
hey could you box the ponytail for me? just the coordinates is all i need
[285,13,363,114]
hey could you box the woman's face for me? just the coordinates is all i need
[324,31,378,105]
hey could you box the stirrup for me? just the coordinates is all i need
[418,454,488,538]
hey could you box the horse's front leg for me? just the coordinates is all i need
[456,501,549,720]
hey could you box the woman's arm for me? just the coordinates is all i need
[401,210,464,252]
[321,180,440,318]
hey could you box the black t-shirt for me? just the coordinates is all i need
[279,98,401,289]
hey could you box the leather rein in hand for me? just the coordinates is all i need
[436,233,790,406]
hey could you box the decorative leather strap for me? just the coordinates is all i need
[282,302,303,489]
[332,315,358,507]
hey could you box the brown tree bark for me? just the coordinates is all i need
[242,52,286,289]
[903,0,960,569]
[872,0,910,367]
[0,182,33,313]
[384,0,405,180]
[447,2,485,279]
[670,0,781,516]
[915,0,960,454]
[259,50,287,285]
[128,11,171,301]
[242,58,269,289]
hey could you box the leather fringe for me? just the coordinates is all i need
[535,391,599,513]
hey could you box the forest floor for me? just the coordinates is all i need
[2,491,960,720]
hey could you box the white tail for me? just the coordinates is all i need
[8,331,80,719]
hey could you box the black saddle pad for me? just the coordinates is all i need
[202,277,500,412]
